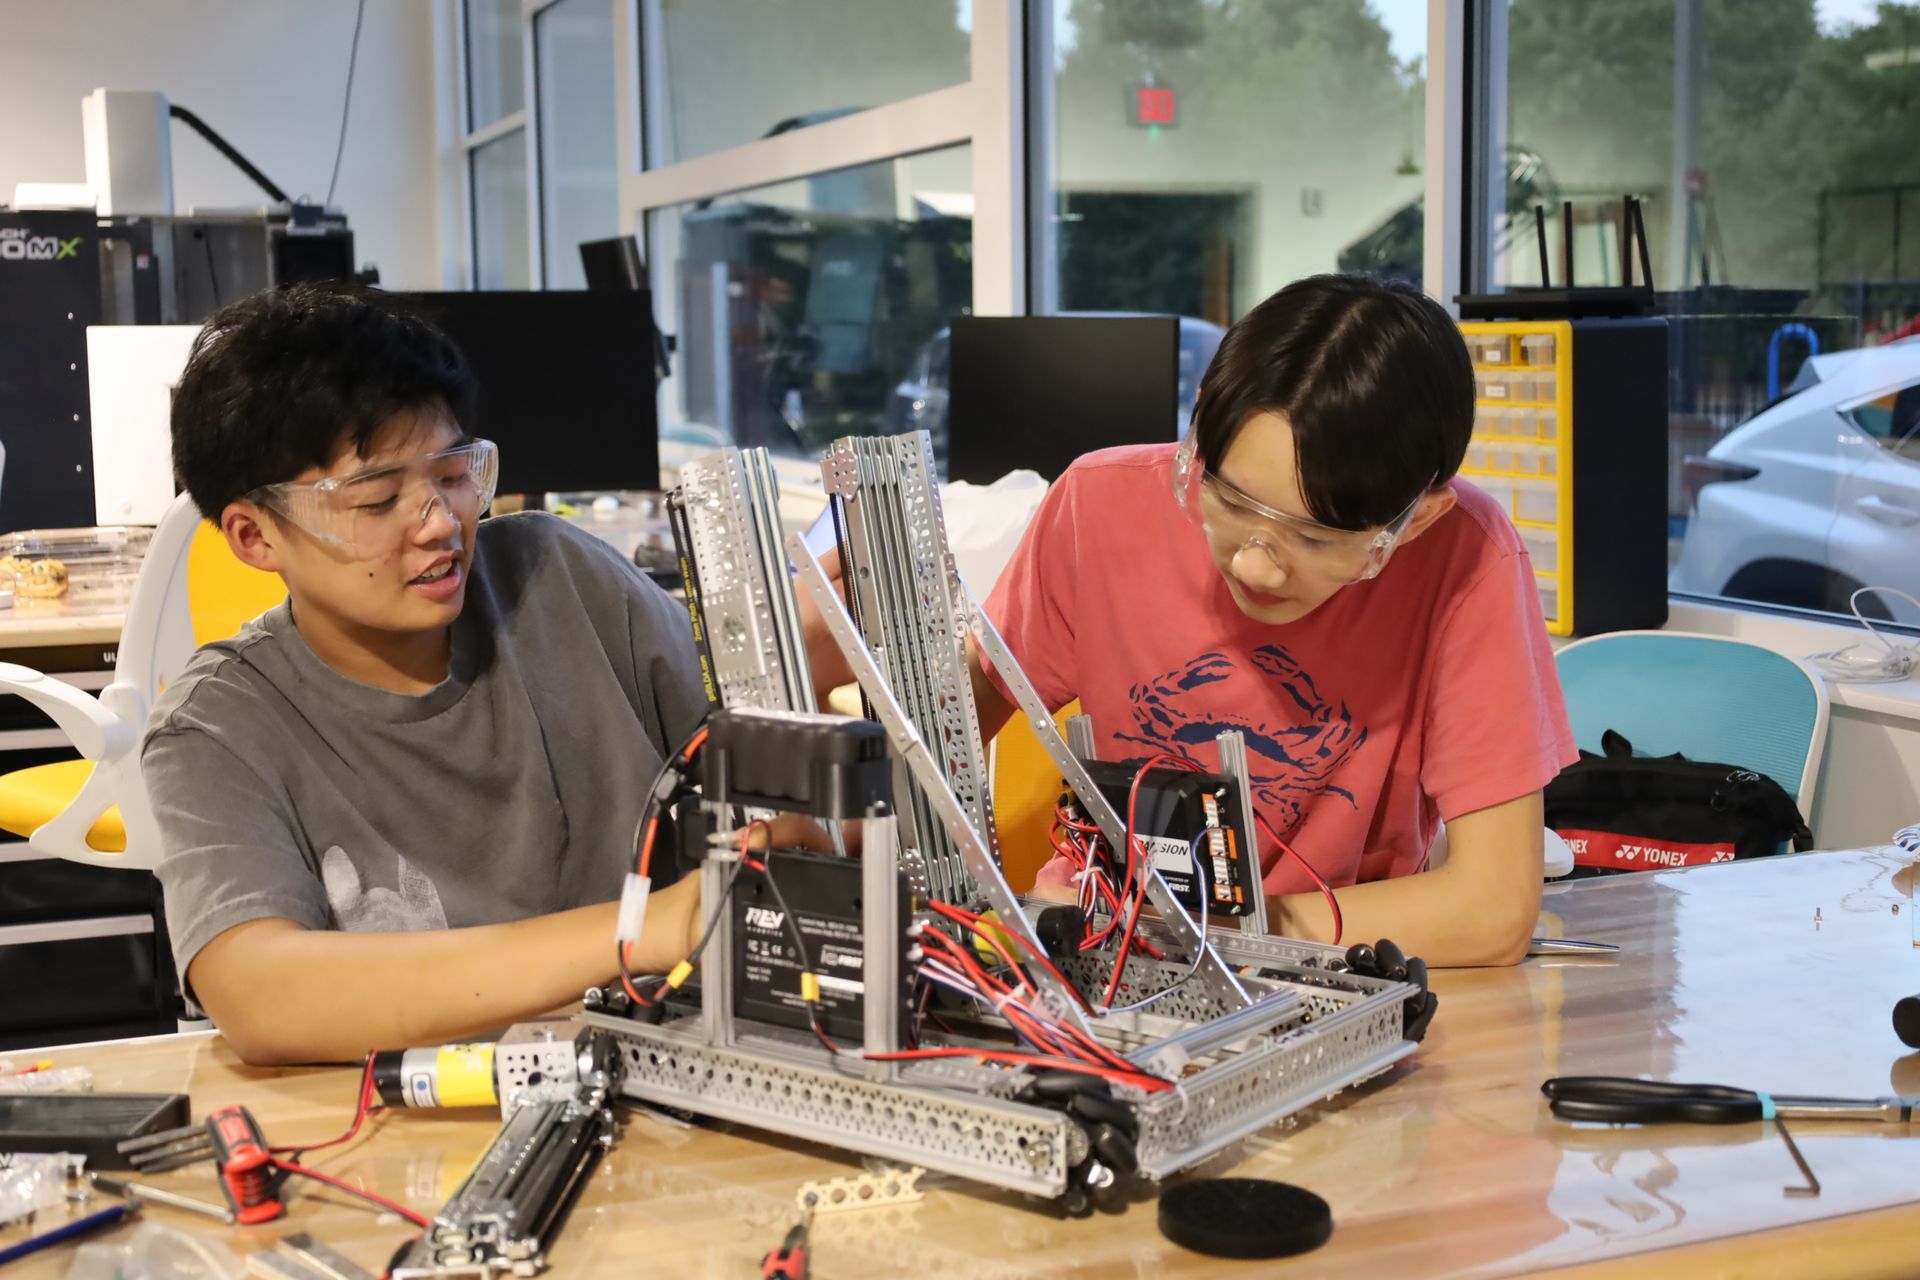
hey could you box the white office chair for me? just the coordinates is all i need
[0,492,215,867]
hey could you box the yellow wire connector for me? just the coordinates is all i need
[665,960,695,990]
[800,973,822,1003]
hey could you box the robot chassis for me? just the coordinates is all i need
[594,433,1425,1211]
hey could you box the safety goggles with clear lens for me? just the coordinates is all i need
[250,439,499,560]
[1171,436,1427,584]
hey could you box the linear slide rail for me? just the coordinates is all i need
[673,448,815,714]
[823,434,998,907]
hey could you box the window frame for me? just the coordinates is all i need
[622,1,1011,457]
[441,0,1920,654]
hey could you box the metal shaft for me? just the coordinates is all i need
[87,1174,235,1224]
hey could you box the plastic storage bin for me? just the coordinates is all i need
[1468,333,1512,365]
[0,527,152,614]
[1514,479,1558,525]
[1458,316,1667,638]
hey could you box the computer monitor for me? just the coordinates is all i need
[945,315,1181,484]
[579,236,646,292]
[391,291,660,498]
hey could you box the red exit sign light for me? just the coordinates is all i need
[1132,86,1176,128]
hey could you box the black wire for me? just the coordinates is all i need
[326,0,368,205]
[685,861,745,968]
[167,105,292,203]
[755,851,834,1045]
[201,231,222,309]
[631,715,713,874]
[617,858,744,1004]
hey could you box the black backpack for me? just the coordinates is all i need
[1544,729,1814,878]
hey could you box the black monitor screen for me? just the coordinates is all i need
[391,291,659,497]
[946,315,1180,484]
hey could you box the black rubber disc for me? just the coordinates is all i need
[1895,995,1920,1049]
[1158,1178,1333,1259]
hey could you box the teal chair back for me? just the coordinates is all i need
[1553,631,1829,811]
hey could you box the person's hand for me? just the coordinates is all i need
[793,544,857,704]
[1028,881,1077,905]
[678,873,705,956]
[742,811,838,854]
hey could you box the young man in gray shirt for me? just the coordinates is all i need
[146,284,708,1064]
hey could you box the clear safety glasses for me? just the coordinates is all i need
[1171,436,1426,585]
[250,439,499,560]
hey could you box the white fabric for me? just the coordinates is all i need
[940,470,1049,597]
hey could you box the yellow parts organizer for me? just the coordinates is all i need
[1458,320,1575,636]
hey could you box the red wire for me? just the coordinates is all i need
[272,1160,430,1228]
[635,815,660,879]
[811,1008,1169,1092]
[917,907,1141,1075]
[926,900,1094,1014]
[1083,754,1197,953]
[1102,754,1203,1007]
[861,1046,1175,1093]
[620,968,659,1006]
[1253,811,1343,945]
[1047,825,1133,932]
[271,1056,382,1155]
[627,815,768,1009]
[635,726,710,877]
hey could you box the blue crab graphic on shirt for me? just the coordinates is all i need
[1112,646,1367,831]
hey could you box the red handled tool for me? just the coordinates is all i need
[205,1105,285,1224]
[760,1201,812,1280]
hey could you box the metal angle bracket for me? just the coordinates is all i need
[969,605,1252,1011]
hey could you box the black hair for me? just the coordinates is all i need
[170,282,477,519]
[1192,274,1475,531]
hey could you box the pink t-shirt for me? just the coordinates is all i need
[983,444,1576,896]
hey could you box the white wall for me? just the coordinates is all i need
[0,0,447,290]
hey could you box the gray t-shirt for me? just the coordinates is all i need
[143,512,707,988]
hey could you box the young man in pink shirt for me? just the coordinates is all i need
[971,275,1576,967]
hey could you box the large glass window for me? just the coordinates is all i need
[1476,0,1920,623]
[649,0,973,166]
[466,0,525,129]
[1031,0,1432,324]
[536,0,620,289]
[471,132,532,290]
[648,147,974,460]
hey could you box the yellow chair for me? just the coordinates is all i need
[0,495,284,864]
[991,700,1080,893]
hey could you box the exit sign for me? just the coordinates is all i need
[1131,86,1177,128]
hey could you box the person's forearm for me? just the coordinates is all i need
[1264,862,1538,968]
[198,879,700,1065]
[966,634,1017,745]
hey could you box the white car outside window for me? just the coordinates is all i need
[1672,338,1920,624]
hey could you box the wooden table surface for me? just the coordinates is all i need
[0,600,123,650]
[7,848,1920,1278]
